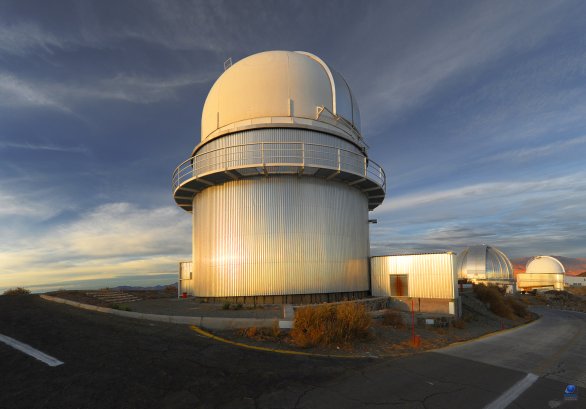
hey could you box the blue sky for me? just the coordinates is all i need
[1,1,586,292]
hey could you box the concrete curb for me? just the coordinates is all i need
[40,295,287,330]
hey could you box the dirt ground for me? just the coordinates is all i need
[211,292,539,358]
[49,288,586,358]
[515,287,586,313]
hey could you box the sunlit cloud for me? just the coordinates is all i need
[0,202,191,293]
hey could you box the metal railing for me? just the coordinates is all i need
[173,141,386,192]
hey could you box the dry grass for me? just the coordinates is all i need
[381,309,406,329]
[239,322,281,340]
[473,284,514,319]
[291,302,372,348]
[2,287,31,296]
[505,297,529,318]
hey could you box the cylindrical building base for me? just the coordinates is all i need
[192,175,370,297]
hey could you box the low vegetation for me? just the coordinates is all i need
[381,309,406,329]
[2,287,31,296]
[222,302,244,310]
[505,297,529,318]
[239,322,281,340]
[291,302,371,347]
[472,284,528,319]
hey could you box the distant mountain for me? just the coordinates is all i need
[511,256,586,276]
[112,283,177,292]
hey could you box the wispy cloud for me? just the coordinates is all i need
[0,201,191,292]
[352,1,572,132]
[377,172,586,214]
[480,135,586,164]
[74,73,213,103]
[0,72,71,111]
[371,171,586,258]
[0,21,69,55]
[0,141,88,153]
[0,70,212,113]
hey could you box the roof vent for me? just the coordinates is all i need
[223,58,232,71]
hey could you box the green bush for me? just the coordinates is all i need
[291,302,371,347]
[2,287,31,296]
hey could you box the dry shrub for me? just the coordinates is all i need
[239,322,281,340]
[270,321,281,338]
[382,309,406,329]
[451,319,466,329]
[2,287,31,296]
[473,284,514,319]
[505,297,529,318]
[291,302,371,348]
[244,327,258,338]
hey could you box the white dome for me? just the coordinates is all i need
[455,245,514,282]
[526,256,565,275]
[200,50,362,144]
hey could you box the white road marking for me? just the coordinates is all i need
[0,333,64,367]
[484,373,539,409]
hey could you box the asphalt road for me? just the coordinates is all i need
[0,296,584,409]
[438,307,586,388]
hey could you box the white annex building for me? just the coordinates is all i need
[517,256,565,292]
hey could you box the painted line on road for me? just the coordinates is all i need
[190,326,374,359]
[0,333,64,367]
[483,373,538,409]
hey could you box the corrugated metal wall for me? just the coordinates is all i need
[517,273,565,291]
[179,261,193,296]
[370,253,457,299]
[192,176,370,297]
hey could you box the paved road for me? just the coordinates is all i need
[0,296,584,409]
[438,307,586,388]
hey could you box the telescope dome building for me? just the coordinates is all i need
[455,245,515,289]
[173,51,386,302]
[517,256,565,292]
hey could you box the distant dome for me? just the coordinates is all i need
[526,256,565,275]
[455,245,514,282]
[200,50,362,144]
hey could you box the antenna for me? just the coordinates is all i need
[223,58,232,71]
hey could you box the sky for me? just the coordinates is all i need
[1,0,586,293]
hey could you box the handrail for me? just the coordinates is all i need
[173,141,386,193]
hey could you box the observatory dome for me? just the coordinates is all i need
[173,50,386,301]
[526,256,565,275]
[455,245,514,283]
[200,51,362,145]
